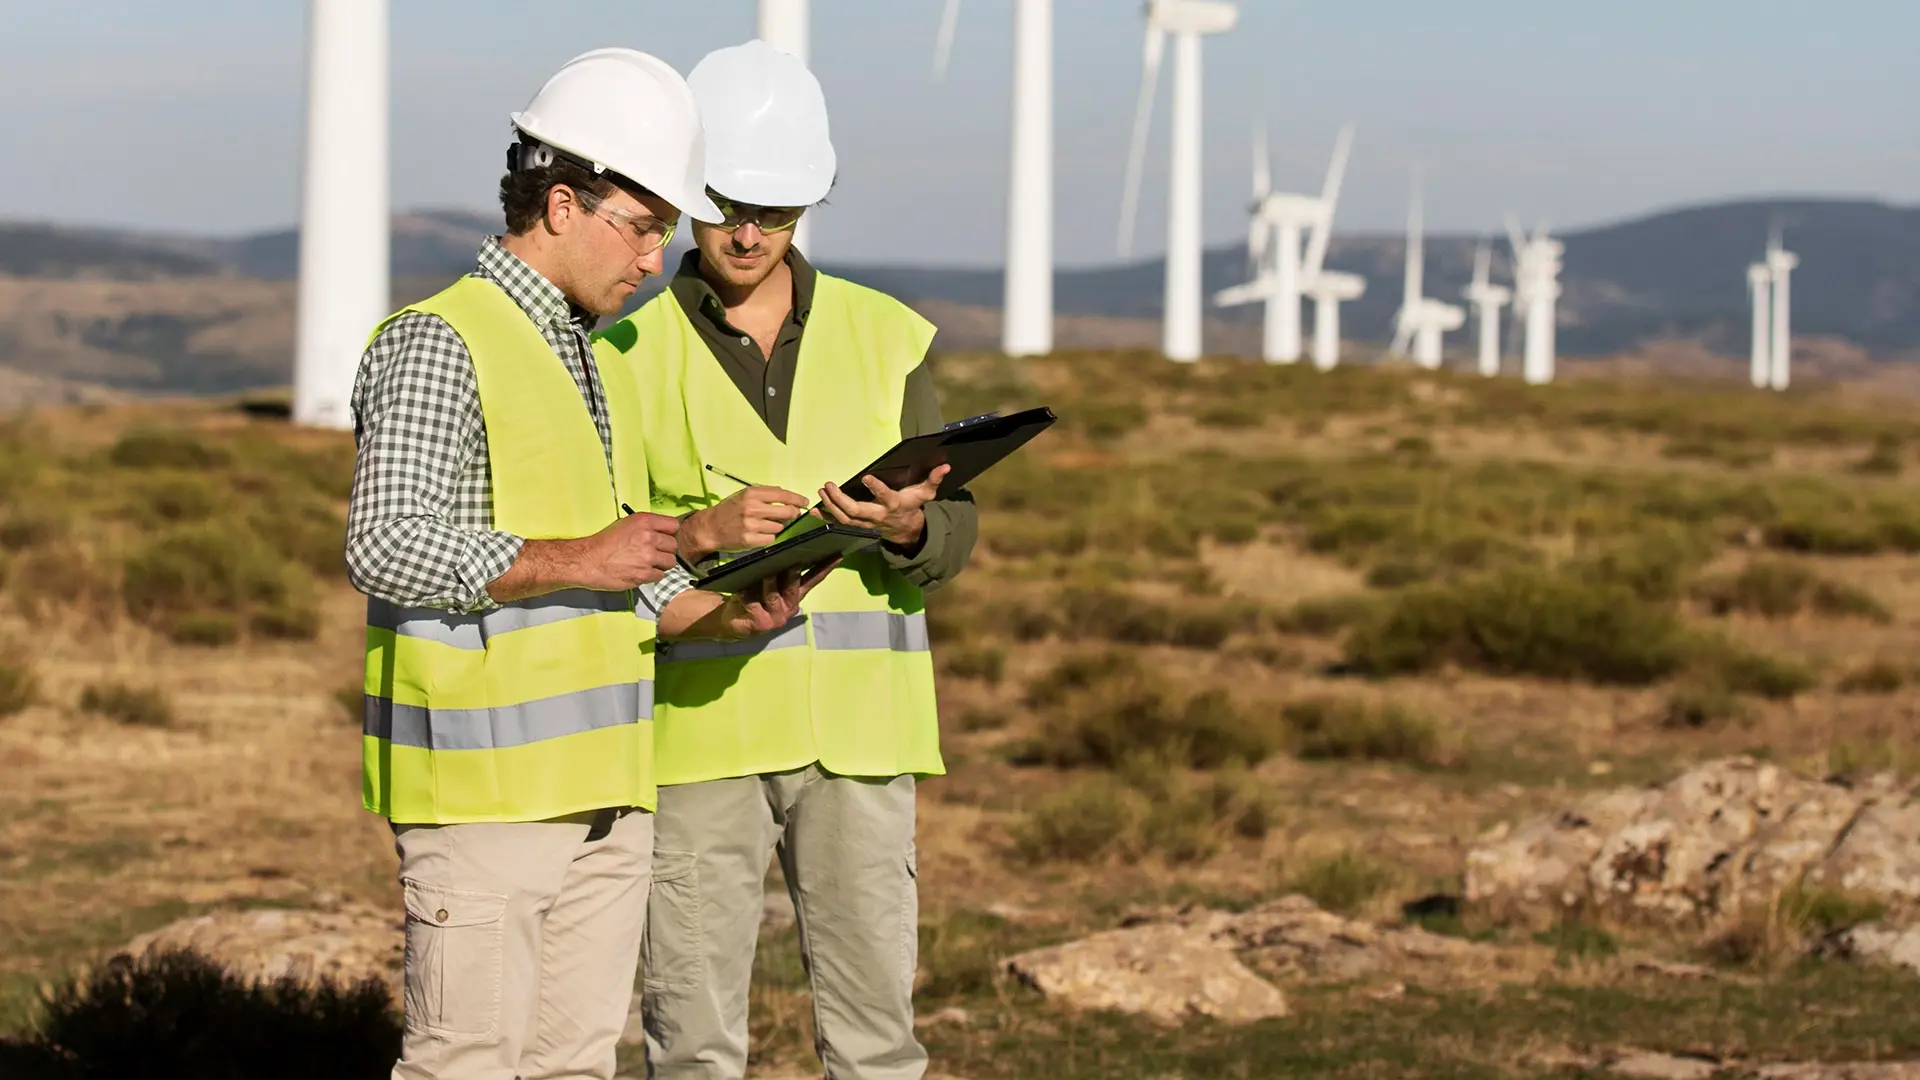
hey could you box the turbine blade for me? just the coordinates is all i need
[1473,242,1490,288]
[1116,25,1165,257]
[1404,169,1424,306]
[1298,126,1353,280]
[1252,119,1270,200]
[932,0,962,81]
[1214,280,1264,307]
[1504,213,1527,264]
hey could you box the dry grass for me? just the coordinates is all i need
[12,357,1920,1076]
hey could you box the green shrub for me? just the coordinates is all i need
[1694,561,1889,622]
[1275,593,1375,637]
[1535,919,1620,964]
[1779,886,1886,936]
[1,947,401,1080]
[1138,791,1222,864]
[1205,765,1281,840]
[1695,642,1817,700]
[109,429,229,470]
[1344,568,1689,685]
[1288,851,1393,915]
[122,525,310,643]
[1281,696,1447,767]
[248,502,346,578]
[1009,776,1143,863]
[1078,400,1149,440]
[0,506,67,551]
[133,475,222,525]
[1851,436,1904,476]
[1364,559,1436,589]
[170,612,241,646]
[1194,403,1263,430]
[1018,655,1274,770]
[0,661,36,717]
[940,645,1005,685]
[1661,681,1747,729]
[1838,660,1908,695]
[80,682,175,728]
[251,603,321,641]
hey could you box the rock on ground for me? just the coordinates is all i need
[118,906,403,996]
[1466,757,1920,926]
[1609,1050,1721,1079]
[1003,921,1289,1026]
[1819,922,1920,975]
[1751,1066,1920,1079]
[1001,894,1524,1026]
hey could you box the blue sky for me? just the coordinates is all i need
[1,1,1914,267]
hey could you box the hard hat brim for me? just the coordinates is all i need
[510,113,725,225]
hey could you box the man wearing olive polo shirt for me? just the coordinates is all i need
[599,39,977,1080]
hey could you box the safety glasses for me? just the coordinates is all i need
[709,193,806,235]
[579,191,677,257]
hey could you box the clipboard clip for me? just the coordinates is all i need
[943,412,1002,432]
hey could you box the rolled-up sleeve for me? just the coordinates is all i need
[883,358,979,591]
[345,312,524,613]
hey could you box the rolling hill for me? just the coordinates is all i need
[0,197,1913,395]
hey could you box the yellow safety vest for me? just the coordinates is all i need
[594,273,944,785]
[360,276,656,824]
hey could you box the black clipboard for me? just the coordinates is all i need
[690,523,881,595]
[828,406,1057,504]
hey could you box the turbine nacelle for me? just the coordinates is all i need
[1145,0,1239,36]
[1304,270,1365,302]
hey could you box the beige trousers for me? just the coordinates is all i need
[390,808,653,1080]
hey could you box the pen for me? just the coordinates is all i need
[703,463,762,489]
[623,502,698,577]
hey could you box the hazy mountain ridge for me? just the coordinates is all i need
[0,197,1912,396]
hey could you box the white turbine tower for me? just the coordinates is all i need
[294,0,389,430]
[933,0,1053,358]
[1387,174,1463,369]
[1766,229,1798,391]
[1118,0,1240,362]
[1461,243,1510,378]
[1747,261,1773,389]
[757,0,815,254]
[1213,124,1355,367]
[1506,217,1563,386]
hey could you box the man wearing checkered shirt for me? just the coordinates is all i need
[344,49,829,1080]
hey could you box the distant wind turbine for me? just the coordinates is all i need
[1388,172,1464,369]
[1506,217,1564,386]
[757,0,815,253]
[1461,243,1511,378]
[1117,0,1240,362]
[294,0,389,430]
[933,0,1054,358]
[1766,228,1798,391]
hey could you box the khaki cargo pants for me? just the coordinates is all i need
[389,807,653,1080]
[642,765,922,1080]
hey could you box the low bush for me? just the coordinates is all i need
[1274,593,1375,637]
[1694,641,1818,700]
[0,660,36,717]
[1660,681,1748,730]
[1019,666,1273,771]
[1838,660,1908,695]
[1693,561,1889,622]
[1008,775,1143,863]
[0,948,400,1080]
[122,525,313,644]
[79,682,175,728]
[1281,696,1447,768]
[940,645,1006,685]
[1343,568,1689,685]
[108,429,229,470]
[1287,851,1394,915]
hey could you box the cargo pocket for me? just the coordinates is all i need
[401,880,508,1041]
[643,849,703,992]
[900,842,920,988]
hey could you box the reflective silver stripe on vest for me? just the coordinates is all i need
[363,681,653,751]
[811,611,930,653]
[659,616,811,664]
[370,588,637,651]
[658,610,930,663]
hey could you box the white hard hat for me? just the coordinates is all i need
[511,48,723,224]
[688,40,837,207]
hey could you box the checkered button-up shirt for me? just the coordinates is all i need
[346,237,615,613]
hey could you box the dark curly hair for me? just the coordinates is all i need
[498,137,650,235]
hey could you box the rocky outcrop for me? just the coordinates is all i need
[1818,922,1920,975]
[117,906,403,995]
[1002,894,1518,1026]
[1003,921,1290,1026]
[1466,758,1920,926]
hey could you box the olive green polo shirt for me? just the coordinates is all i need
[668,249,978,590]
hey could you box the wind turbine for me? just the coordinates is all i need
[1747,261,1772,389]
[1387,173,1463,369]
[1461,243,1510,378]
[1765,228,1797,391]
[1118,0,1240,362]
[1506,217,1563,386]
[757,0,816,254]
[1213,124,1356,367]
[933,0,1053,358]
[293,0,389,431]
